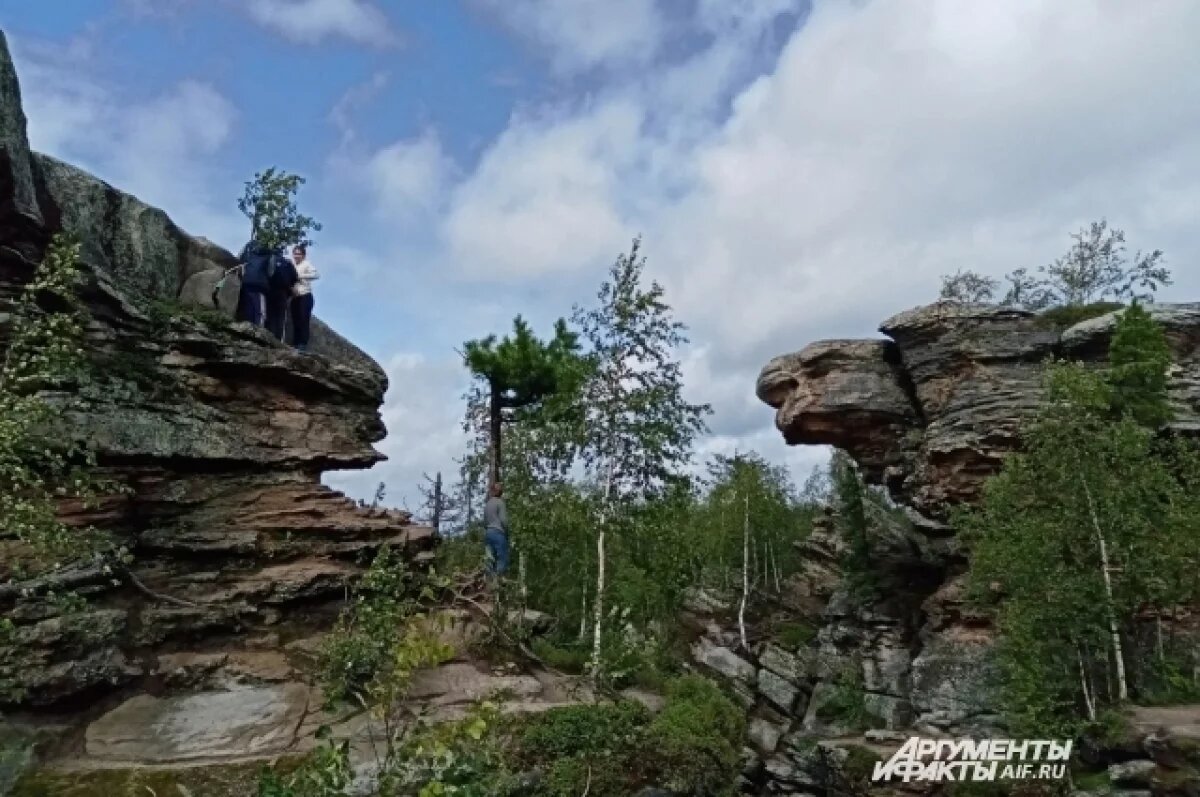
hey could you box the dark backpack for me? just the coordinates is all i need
[269,255,298,293]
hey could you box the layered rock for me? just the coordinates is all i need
[750,298,1200,793]
[758,300,1200,519]
[0,29,433,712]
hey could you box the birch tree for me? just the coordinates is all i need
[573,238,710,680]
[959,307,1200,734]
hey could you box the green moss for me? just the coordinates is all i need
[838,744,880,784]
[530,639,590,674]
[774,621,817,649]
[13,757,309,797]
[1068,769,1112,793]
[1032,301,1124,330]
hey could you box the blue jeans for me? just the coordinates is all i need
[484,528,509,575]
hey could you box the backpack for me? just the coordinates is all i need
[269,255,297,292]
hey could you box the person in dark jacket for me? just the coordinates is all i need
[265,251,298,341]
[236,240,276,326]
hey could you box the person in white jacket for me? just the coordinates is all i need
[290,244,319,352]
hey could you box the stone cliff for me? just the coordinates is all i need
[0,30,433,714]
[702,301,1200,792]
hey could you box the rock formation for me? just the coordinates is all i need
[725,301,1200,792]
[0,29,433,714]
[757,301,1200,521]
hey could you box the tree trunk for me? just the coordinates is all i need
[432,472,443,534]
[1157,613,1165,663]
[488,385,502,489]
[591,461,615,683]
[738,492,750,652]
[1082,476,1129,702]
[1078,645,1096,721]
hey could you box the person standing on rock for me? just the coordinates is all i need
[265,249,298,341]
[236,240,276,326]
[484,481,510,581]
[290,244,318,352]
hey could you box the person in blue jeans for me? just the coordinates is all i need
[483,481,510,579]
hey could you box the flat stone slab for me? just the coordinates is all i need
[85,683,310,763]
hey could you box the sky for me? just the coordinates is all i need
[5,1,1200,514]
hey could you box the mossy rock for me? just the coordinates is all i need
[1033,301,1124,330]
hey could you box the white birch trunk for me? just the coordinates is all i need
[738,493,750,652]
[1078,645,1096,721]
[590,460,615,682]
[1081,476,1129,702]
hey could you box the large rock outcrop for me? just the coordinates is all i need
[758,301,1200,520]
[0,30,433,712]
[746,300,1200,792]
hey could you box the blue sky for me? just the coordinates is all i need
[6,1,1200,512]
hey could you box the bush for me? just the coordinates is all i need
[643,676,745,796]
[530,639,590,674]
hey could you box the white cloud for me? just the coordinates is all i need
[386,0,1200,497]
[441,101,646,280]
[474,0,666,75]
[244,0,397,46]
[366,132,457,223]
[14,36,245,248]
[325,353,471,513]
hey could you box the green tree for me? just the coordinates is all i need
[959,317,1200,734]
[462,316,586,488]
[237,167,322,249]
[831,450,872,592]
[572,237,711,678]
[700,453,806,648]
[1108,302,1172,428]
[938,220,1171,311]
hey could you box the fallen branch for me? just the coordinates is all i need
[125,569,202,608]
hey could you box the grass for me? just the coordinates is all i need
[13,757,311,797]
[774,620,817,649]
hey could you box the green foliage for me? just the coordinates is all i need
[574,237,712,500]
[463,317,585,414]
[238,167,322,250]
[512,677,744,797]
[256,731,351,797]
[381,701,518,797]
[958,311,1200,735]
[529,638,589,674]
[316,546,449,706]
[1033,301,1124,330]
[831,451,875,600]
[939,220,1170,310]
[1136,655,1200,706]
[0,234,113,586]
[643,676,745,796]
[815,665,883,732]
[1108,302,1172,428]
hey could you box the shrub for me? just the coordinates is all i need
[643,676,746,796]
